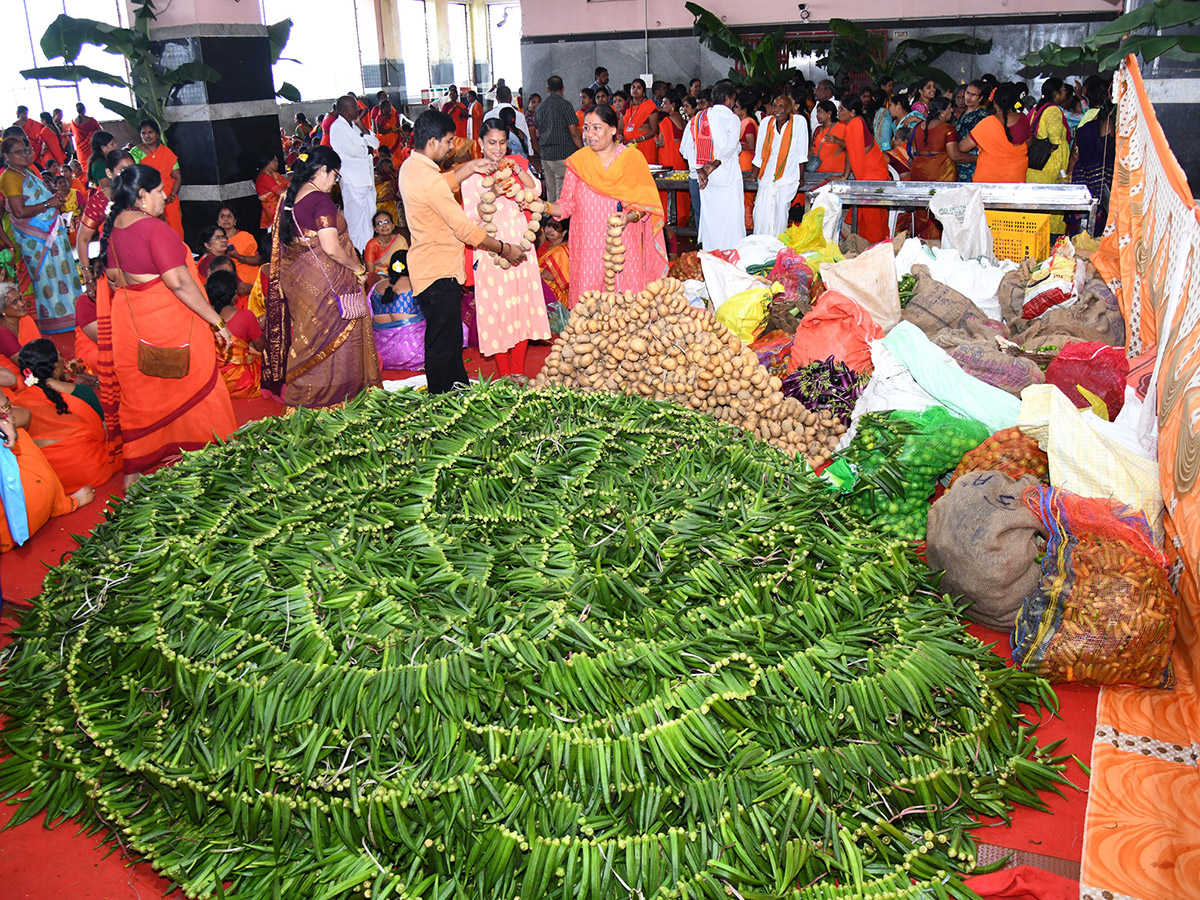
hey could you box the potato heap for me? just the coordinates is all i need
[477,161,551,270]
[533,278,844,466]
[602,214,625,291]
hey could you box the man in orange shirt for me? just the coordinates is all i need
[398,110,525,393]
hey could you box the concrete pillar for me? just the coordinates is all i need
[140,0,281,248]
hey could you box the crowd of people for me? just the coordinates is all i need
[0,65,1118,551]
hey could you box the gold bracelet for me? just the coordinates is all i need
[209,321,223,333]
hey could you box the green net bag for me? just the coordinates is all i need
[826,408,991,541]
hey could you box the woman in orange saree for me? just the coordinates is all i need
[655,92,690,228]
[129,120,183,238]
[838,98,891,243]
[16,338,120,493]
[907,97,960,239]
[537,218,570,308]
[622,79,660,164]
[0,420,91,553]
[255,154,289,232]
[96,164,236,487]
[371,97,402,156]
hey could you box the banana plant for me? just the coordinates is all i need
[20,0,301,128]
[1021,0,1200,71]
[685,2,800,87]
[819,18,993,89]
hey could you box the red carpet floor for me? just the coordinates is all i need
[0,342,1095,898]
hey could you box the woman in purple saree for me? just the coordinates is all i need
[263,146,380,408]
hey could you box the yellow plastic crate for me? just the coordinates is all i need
[986,210,1051,263]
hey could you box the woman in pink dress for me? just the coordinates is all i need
[461,118,551,382]
[547,104,667,309]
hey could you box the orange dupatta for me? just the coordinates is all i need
[623,100,659,164]
[758,117,794,182]
[565,145,665,253]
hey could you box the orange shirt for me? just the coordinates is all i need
[398,152,487,295]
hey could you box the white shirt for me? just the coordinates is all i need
[679,104,742,187]
[329,115,380,187]
[752,114,810,182]
[484,102,531,144]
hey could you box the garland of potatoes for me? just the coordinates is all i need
[603,214,626,291]
[477,162,552,270]
[532,279,844,466]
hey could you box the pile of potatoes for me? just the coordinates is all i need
[532,278,844,466]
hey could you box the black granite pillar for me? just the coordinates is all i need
[153,23,283,253]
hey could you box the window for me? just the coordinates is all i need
[398,0,431,100]
[448,2,471,87]
[487,2,522,89]
[262,0,365,99]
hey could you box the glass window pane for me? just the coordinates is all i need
[448,2,471,87]
[399,0,431,101]
[487,3,522,90]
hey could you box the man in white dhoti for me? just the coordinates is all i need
[751,93,809,238]
[329,94,380,252]
[680,81,745,251]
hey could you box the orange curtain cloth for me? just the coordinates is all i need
[1084,57,1200,900]
[19,386,121,493]
[136,146,184,237]
[95,263,237,475]
[970,115,1029,184]
[623,100,659,164]
[0,426,75,553]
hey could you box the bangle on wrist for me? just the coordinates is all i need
[209,320,223,333]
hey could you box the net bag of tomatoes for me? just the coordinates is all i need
[1012,485,1178,687]
[825,407,990,541]
[949,426,1049,488]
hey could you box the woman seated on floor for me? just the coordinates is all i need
[369,249,426,372]
[206,269,263,399]
[15,338,120,494]
[1,369,94,553]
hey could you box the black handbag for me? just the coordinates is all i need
[1027,105,1055,170]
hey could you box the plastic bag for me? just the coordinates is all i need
[735,234,787,270]
[1044,341,1129,420]
[750,329,795,375]
[927,471,1046,630]
[882,322,1021,433]
[1012,486,1177,687]
[700,252,761,312]
[950,426,1048,488]
[829,407,991,541]
[716,282,780,344]
[809,189,843,243]
[780,208,842,261]
[1023,237,1080,319]
[1017,384,1162,537]
[927,184,994,262]
[545,300,571,335]
[789,291,883,374]
[768,248,814,316]
[819,242,902,332]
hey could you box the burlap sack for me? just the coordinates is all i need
[997,258,1038,330]
[926,470,1046,630]
[903,268,1043,395]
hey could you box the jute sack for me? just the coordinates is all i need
[926,470,1045,630]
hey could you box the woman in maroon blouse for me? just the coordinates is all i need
[264,145,380,408]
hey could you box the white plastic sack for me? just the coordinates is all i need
[699,252,760,312]
[881,322,1020,433]
[927,185,994,263]
[819,242,902,332]
[837,340,937,449]
[734,234,787,270]
[683,278,710,309]
[892,238,1015,321]
[811,187,843,243]
[1019,383,1164,540]
[1083,386,1157,462]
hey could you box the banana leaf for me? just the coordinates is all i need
[19,64,129,89]
[159,61,223,86]
[276,82,302,103]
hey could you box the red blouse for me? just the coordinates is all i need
[107,217,188,275]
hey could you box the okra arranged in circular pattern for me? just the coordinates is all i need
[0,382,1070,900]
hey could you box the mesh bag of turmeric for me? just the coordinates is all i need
[949,426,1049,489]
[1012,486,1177,687]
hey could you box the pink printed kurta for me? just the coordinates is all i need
[462,158,552,356]
[555,146,666,309]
